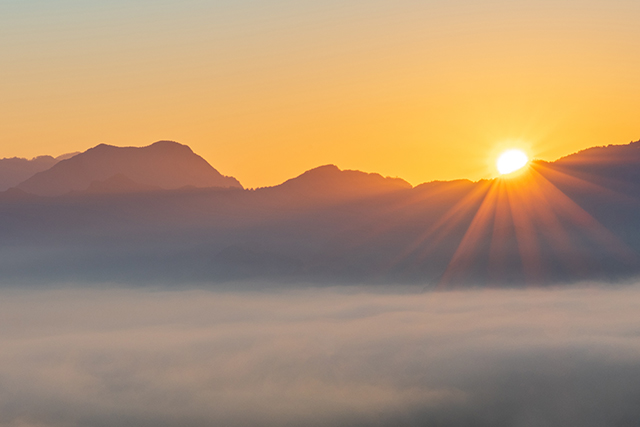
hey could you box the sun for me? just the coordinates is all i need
[497,149,529,175]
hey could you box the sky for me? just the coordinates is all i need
[2,0,640,188]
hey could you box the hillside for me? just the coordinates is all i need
[16,141,241,196]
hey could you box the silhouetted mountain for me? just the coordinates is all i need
[265,164,411,198]
[0,140,639,287]
[16,141,242,196]
[0,187,38,202]
[0,152,78,191]
[555,140,640,168]
[257,165,412,206]
[537,141,640,197]
[82,174,162,195]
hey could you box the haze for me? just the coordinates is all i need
[1,284,639,426]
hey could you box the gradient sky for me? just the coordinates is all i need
[2,0,640,188]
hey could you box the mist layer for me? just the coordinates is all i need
[0,284,639,426]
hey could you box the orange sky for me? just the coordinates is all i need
[1,0,639,188]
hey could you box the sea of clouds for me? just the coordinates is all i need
[0,283,639,427]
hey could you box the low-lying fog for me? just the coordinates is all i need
[1,283,639,427]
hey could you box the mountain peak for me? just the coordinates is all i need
[149,140,193,151]
[16,141,242,196]
[265,164,411,200]
[88,140,193,154]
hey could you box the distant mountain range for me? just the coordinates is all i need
[0,152,78,191]
[0,139,638,287]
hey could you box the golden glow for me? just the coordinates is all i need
[497,150,529,175]
[1,2,640,187]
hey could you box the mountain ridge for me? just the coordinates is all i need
[0,139,638,287]
[16,141,242,196]
[10,140,640,198]
[0,152,79,192]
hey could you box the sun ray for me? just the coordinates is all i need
[436,158,638,288]
[503,173,545,284]
[384,181,495,279]
[527,167,638,264]
[439,180,501,287]
[513,171,588,278]
[533,161,640,205]
[487,179,517,283]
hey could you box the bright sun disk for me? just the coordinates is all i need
[497,150,529,175]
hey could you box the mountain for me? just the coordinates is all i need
[0,152,78,191]
[0,140,639,287]
[81,174,162,195]
[275,165,411,193]
[16,141,242,196]
[536,140,640,195]
[258,164,412,203]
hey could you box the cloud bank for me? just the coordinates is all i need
[0,284,639,426]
